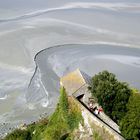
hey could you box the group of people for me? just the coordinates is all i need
[88,102,103,115]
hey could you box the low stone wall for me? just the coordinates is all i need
[72,96,125,140]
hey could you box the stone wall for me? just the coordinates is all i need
[72,96,125,140]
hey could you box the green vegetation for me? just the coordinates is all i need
[43,87,83,140]
[120,91,140,140]
[89,70,140,140]
[89,70,131,123]
[4,117,48,140]
[93,132,103,140]
[4,70,140,140]
[4,87,83,140]
[3,129,31,140]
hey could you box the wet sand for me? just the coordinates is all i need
[0,0,140,136]
[27,44,140,125]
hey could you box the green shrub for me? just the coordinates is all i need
[68,97,83,130]
[43,87,83,140]
[120,92,140,140]
[89,70,131,123]
[3,87,83,140]
[89,70,140,140]
[4,129,31,140]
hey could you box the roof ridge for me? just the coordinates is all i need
[77,69,91,84]
[76,68,87,84]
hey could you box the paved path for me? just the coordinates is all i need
[99,112,120,133]
[77,95,121,134]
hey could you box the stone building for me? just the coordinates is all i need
[60,68,91,103]
[60,69,124,140]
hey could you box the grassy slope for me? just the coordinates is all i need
[3,87,83,140]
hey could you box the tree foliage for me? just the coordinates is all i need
[44,87,70,140]
[90,70,131,123]
[120,92,140,140]
[43,87,83,140]
[90,70,140,139]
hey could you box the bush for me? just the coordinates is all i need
[4,129,31,140]
[4,87,83,140]
[120,92,140,140]
[90,70,131,123]
[89,70,140,140]
[43,87,83,140]
[68,97,83,130]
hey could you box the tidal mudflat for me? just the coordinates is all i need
[0,0,140,136]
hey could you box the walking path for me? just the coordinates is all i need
[73,86,121,135]
[99,112,120,133]
[76,95,121,134]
